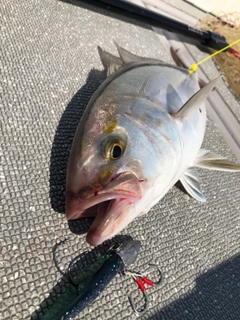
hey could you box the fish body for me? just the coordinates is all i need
[66,44,240,246]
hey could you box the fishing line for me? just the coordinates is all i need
[188,38,240,74]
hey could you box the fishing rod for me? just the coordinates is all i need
[78,0,230,51]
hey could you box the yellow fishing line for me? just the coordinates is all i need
[188,38,240,74]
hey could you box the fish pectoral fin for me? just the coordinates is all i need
[172,77,220,120]
[194,149,240,171]
[180,167,206,202]
[114,41,162,64]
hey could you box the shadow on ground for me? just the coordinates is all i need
[148,254,240,320]
[49,68,107,214]
[31,250,240,319]
[49,67,107,234]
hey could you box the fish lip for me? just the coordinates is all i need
[85,197,134,246]
[66,191,137,220]
[66,171,144,220]
[66,171,145,245]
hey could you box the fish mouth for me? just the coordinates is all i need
[66,172,143,246]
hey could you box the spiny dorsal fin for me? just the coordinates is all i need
[172,76,220,120]
[107,63,122,76]
[114,41,146,64]
[114,41,161,64]
[194,149,240,171]
[180,167,206,202]
[98,46,122,76]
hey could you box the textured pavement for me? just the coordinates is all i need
[1,1,240,319]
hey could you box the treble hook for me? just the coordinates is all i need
[126,264,163,315]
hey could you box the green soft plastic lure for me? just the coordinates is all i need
[35,240,141,320]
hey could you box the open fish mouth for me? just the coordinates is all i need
[66,193,136,221]
[66,172,144,246]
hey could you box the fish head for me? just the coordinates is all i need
[66,97,147,246]
[66,94,179,246]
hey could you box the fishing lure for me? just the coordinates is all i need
[38,240,141,320]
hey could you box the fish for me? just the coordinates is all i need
[66,43,240,247]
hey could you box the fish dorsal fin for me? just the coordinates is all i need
[180,167,206,202]
[98,46,122,76]
[114,41,161,64]
[194,149,240,171]
[114,41,146,64]
[107,63,122,76]
[172,77,220,120]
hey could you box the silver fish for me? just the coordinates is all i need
[66,44,240,246]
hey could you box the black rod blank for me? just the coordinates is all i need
[81,0,228,50]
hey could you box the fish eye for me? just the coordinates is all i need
[102,137,125,161]
[111,143,122,160]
